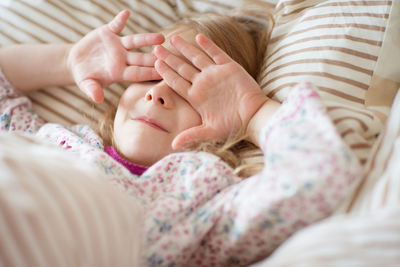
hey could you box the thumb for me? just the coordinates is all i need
[79,79,104,103]
[172,125,219,150]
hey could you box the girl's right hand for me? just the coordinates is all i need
[68,10,165,103]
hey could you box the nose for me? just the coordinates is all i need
[145,82,174,109]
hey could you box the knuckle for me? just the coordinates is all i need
[171,76,181,89]
[177,64,186,75]
[130,36,138,47]
[192,54,203,66]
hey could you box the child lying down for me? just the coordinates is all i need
[0,7,362,267]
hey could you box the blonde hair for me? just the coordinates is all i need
[99,2,274,177]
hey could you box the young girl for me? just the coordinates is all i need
[0,8,271,176]
[0,8,361,267]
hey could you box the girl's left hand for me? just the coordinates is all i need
[154,33,268,149]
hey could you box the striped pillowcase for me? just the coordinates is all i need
[174,0,277,13]
[339,88,400,215]
[259,0,400,164]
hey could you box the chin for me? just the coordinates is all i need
[113,131,172,166]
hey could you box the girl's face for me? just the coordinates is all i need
[113,29,202,166]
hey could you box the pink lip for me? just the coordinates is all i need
[133,116,169,132]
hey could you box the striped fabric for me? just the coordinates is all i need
[174,0,277,13]
[259,0,399,165]
[340,88,400,215]
[0,133,144,267]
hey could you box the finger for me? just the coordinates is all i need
[122,66,161,82]
[195,33,232,65]
[127,52,157,66]
[170,35,214,70]
[172,125,218,150]
[121,33,165,50]
[153,45,199,82]
[79,79,104,103]
[155,59,191,97]
[108,10,130,34]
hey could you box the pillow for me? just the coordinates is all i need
[174,0,277,13]
[259,0,400,164]
[337,87,400,215]
[0,0,179,129]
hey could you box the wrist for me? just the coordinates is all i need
[64,44,74,85]
[246,98,281,147]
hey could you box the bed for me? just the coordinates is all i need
[0,0,399,266]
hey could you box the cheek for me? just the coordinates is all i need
[116,87,147,122]
[113,108,123,132]
[179,107,202,131]
[112,109,125,147]
[113,89,143,139]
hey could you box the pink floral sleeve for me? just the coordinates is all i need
[0,69,45,133]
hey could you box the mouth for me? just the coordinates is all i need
[133,116,169,133]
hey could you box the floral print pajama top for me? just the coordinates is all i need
[0,70,361,266]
